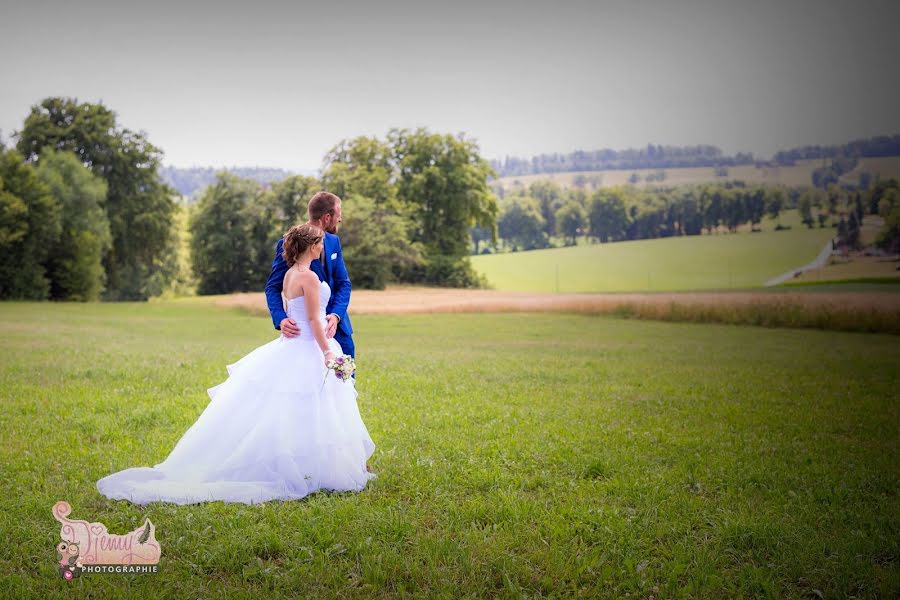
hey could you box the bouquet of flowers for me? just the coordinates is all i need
[323,353,355,386]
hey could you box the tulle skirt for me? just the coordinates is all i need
[96,334,376,505]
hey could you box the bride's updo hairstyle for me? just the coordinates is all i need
[282,223,324,267]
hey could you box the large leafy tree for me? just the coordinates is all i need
[35,149,110,300]
[244,175,321,284]
[588,189,629,243]
[16,97,176,300]
[497,197,546,251]
[338,195,424,289]
[260,175,320,234]
[875,187,900,253]
[798,189,818,229]
[528,180,563,236]
[388,128,498,261]
[0,147,60,299]
[322,137,397,208]
[322,128,497,287]
[555,200,586,245]
[190,173,263,295]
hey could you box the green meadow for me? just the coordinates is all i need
[1,300,897,597]
[471,225,835,293]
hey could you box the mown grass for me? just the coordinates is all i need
[1,302,898,597]
[471,225,834,293]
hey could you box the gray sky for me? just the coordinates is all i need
[2,0,898,170]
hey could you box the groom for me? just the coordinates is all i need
[265,191,354,358]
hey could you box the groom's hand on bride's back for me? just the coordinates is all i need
[325,314,339,338]
[280,317,300,338]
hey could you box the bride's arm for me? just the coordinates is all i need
[301,273,334,362]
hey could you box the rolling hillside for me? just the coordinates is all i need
[470,223,835,293]
[493,157,900,192]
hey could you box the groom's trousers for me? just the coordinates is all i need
[334,330,355,360]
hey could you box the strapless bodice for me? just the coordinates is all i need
[284,280,331,341]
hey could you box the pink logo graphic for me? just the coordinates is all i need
[53,501,161,579]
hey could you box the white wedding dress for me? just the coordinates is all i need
[96,281,376,505]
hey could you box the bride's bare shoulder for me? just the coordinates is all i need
[288,268,319,295]
[298,269,319,285]
[284,266,316,298]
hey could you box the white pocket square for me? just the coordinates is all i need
[330,252,337,260]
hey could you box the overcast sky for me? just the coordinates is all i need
[2,0,898,170]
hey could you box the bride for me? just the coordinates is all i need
[96,223,377,505]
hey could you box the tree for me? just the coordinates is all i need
[555,200,586,246]
[322,137,397,208]
[588,189,628,243]
[678,188,704,236]
[470,225,493,254]
[260,175,320,234]
[837,217,848,245]
[702,186,725,233]
[388,128,497,284]
[765,187,785,224]
[798,191,815,229]
[497,197,546,251]
[826,184,842,216]
[744,187,766,231]
[322,130,497,286]
[338,195,424,289]
[876,188,900,253]
[35,149,110,300]
[0,147,61,299]
[722,189,744,232]
[16,97,176,300]
[246,175,321,282]
[866,179,898,217]
[189,173,262,295]
[528,180,563,236]
[846,211,861,249]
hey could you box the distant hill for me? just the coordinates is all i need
[470,210,834,293]
[490,145,755,178]
[492,156,900,193]
[490,134,900,179]
[160,166,316,197]
[773,134,900,165]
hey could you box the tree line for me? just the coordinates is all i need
[482,178,898,253]
[2,98,177,301]
[867,179,900,253]
[773,134,900,165]
[190,129,497,292]
[0,97,499,300]
[491,144,755,177]
[488,181,786,251]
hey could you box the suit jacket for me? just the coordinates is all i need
[264,232,353,336]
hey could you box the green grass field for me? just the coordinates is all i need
[472,225,834,293]
[1,301,897,597]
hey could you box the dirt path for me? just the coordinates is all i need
[215,286,900,317]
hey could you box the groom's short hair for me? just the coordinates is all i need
[308,191,341,221]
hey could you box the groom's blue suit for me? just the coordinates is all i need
[264,232,355,358]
